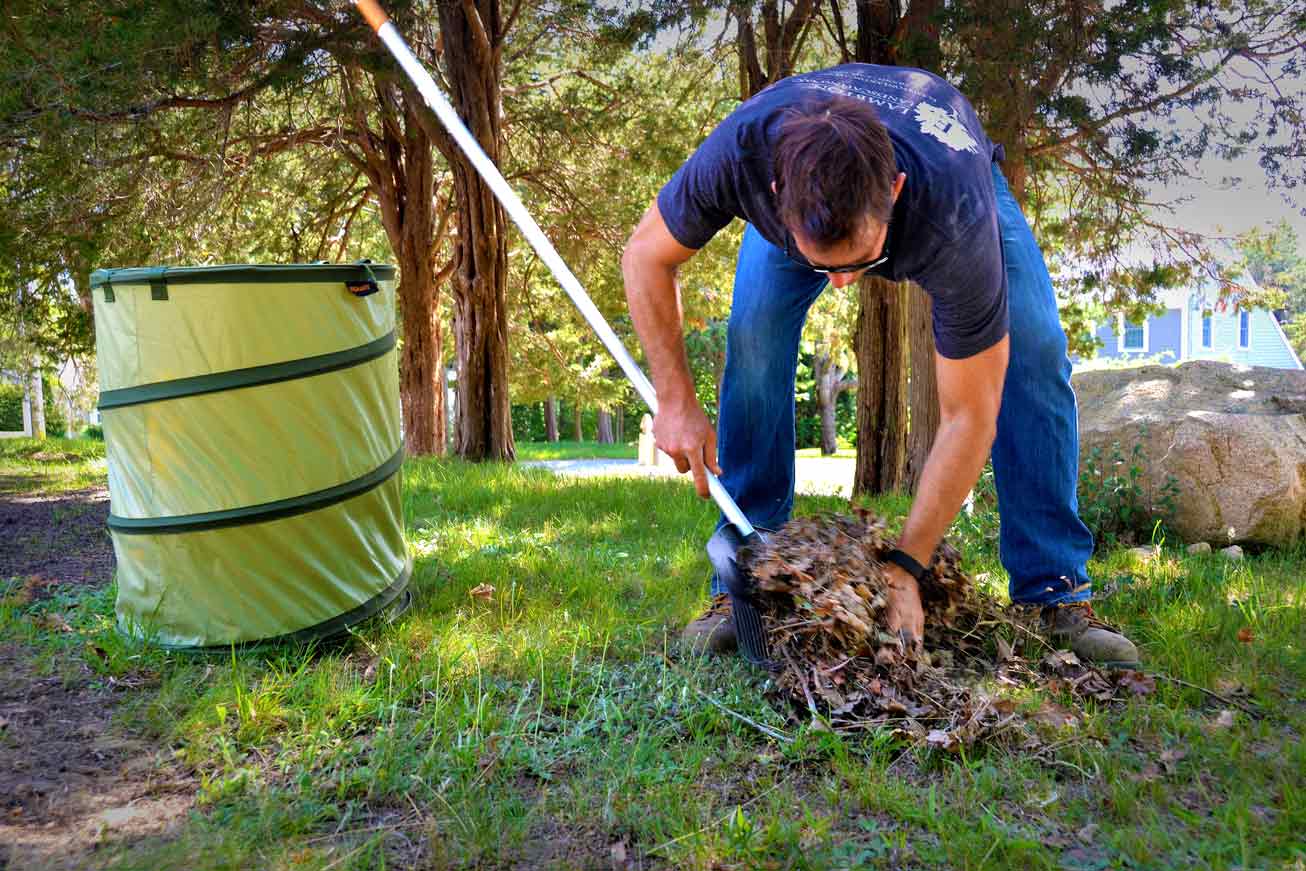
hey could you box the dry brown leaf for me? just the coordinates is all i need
[1032,701,1079,730]
[1116,670,1157,696]
[1159,748,1187,773]
[1237,627,1254,643]
[34,612,73,633]
[469,583,496,601]
[1215,678,1251,697]
[926,729,960,752]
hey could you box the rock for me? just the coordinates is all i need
[1221,545,1244,561]
[1127,546,1158,562]
[1073,360,1306,548]
[1186,542,1212,555]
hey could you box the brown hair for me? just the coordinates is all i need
[772,94,896,247]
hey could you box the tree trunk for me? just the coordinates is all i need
[847,1,944,495]
[572,403,583,442]
[544,396,559,442]
[814,350,852,456]
[905,288,940,490]
[437,0,514,462]
[343,74,449,457]
[596,409,614,444]
[615,405,624,443]
[28,369,45,440]
[397,271,445,457]
[853,277,911,494]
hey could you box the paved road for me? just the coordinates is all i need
[521,455,856,498]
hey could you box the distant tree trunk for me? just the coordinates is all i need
[615,406,625,443]
[814,350,856,456]
[572,403,584,442]
[853,278,911,492]
[905,289,940,489]
[28,370,45,440]
[544,396,559,442]
[596,409,614,443]
[436,0,514,462]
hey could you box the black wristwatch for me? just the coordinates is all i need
[883,548,927,581]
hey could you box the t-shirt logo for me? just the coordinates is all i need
[914,103,979,153]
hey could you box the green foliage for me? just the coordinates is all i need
[511,403,548,443]
[1238,221,1306,339]
[0,383,22,431]
[1078,429,1181,546]
[0,378,66,434]
[42,374,68,437]
[82,424,104,441]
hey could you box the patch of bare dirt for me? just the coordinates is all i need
[0,487,114,594]
[0,646,193,870]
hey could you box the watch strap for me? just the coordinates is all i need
[883,547,927,581]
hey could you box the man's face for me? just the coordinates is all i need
[781,171,905,288]
[790,220,889,289]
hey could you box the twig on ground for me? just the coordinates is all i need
[694,686,793,744]
[1150,671,1262,718]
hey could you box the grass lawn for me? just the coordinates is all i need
[1,443,1303,869]
[0,436,108,495]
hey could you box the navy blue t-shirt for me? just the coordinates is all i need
[657,64,1009,360]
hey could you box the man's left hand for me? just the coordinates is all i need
[883,563,924,645]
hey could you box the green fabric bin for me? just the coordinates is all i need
[91,263,410,648]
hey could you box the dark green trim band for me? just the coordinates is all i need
[91,262,395,288]
[108,446,404,535]
[130,560,413,652]
[98,330,396,411]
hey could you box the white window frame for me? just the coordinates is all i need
[1238,310,1251,349]
[1117,314,1149,353]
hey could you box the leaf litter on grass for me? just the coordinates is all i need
[739,509,1153,749]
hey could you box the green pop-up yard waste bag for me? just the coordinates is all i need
[91,263,410,648]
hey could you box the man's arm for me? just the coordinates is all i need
[621,201,723,497]
[883,335,1009,640]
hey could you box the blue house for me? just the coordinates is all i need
[1082,279,1303,371]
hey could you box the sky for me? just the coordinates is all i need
[1153,160,1305,244]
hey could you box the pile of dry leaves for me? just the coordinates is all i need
[739,509,1157,749]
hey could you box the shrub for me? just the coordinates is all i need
[1077,426,1180,546]
[0,384,22,431]
[0,377,72,435]
[82,424,104,441]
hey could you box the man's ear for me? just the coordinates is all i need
[771,180,778,195]
[891,172,906,202]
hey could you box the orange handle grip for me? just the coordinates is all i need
[354,0,390,32]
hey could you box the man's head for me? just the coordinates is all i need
[772,95,903,286]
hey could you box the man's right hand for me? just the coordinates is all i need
[653,397,723,499]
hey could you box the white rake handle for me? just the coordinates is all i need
[354,0,753,535]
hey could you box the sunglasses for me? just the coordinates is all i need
[783,228,890,275]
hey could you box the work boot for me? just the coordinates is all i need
[1041,602,1141,669]
[680,593,736,655]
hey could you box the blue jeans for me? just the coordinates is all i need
[710,163,1094,606]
